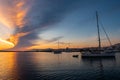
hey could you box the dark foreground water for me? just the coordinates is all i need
[0,52,120,80]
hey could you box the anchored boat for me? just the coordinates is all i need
[81,11,115,58]
[54,41,62,54]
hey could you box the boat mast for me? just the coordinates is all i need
[96,11,101,52]
[58,41,59,49]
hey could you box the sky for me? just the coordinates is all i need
[0,0,120,50]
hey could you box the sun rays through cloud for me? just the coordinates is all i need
[0,0,119,50]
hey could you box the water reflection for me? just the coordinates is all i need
[0,52,120,80]
[15,52,39,80]
[82,57,116,80]
[0,52,18,80]
[15,52,82,80]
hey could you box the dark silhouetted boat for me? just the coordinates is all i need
[54,50,62,54]
[73,55,79,58]
[54,41,62,54]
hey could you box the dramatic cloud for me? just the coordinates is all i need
[0,0,81,50]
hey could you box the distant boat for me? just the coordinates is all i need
[54,50,62,54]
[81,11,115,58]
[73,55,79,58]
[54,41,62,54]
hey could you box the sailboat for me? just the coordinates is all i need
[81,11,115,58]
[53,41,62,54]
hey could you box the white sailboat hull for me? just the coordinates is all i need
[81,52,115,58]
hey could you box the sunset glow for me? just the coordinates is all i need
[0,38,14,50]
[0,0,119,50]
[0,1,120,80]
[0,0,29,50]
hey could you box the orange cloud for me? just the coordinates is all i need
[0,0,30,50]
[16,1,24,8]
[15,1,28,28]
[8,32,29,46]
[0,38,14,50]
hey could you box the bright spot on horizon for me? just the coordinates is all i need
[0,38,14,50]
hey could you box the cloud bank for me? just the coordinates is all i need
[0,0,81,50]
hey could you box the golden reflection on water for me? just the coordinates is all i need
[0,52,17,80]
[0,52,118,80]
[32,52,82,70]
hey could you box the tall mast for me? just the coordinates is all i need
[58,40,59,49]
[96,11,101,52]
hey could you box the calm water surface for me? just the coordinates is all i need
[0,52,120,80]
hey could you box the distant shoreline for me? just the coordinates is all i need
[0,43,120,52]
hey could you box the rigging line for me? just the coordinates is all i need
[99,19,112,46]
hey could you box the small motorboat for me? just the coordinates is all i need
[73,55,79,57]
